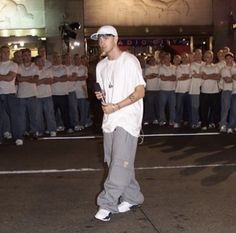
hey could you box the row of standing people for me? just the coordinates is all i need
[142,47,236,133]
[0,45,92,146]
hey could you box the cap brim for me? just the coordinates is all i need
[90,33,98,40]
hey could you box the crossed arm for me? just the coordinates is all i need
[0,71,16,82]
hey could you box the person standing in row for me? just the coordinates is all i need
[17,48,39,139]
[92,25,145,221]
[0,45,23,145]
[143,55,159,125]
[51,52,72,133]
[34,55,57,136]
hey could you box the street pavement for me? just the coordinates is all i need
[0,125,236,233]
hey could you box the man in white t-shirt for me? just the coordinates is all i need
[0,45,23,145]
[158,52,176,126]
[228,59,236,133]
[143,55,159,125]
[62,53,79,130]
[189,49,204,128]
[175,52,191,128]
[34,55,57,136]
[17,48,39,139]
[219,52,234,132]
[91,25,145,222]
[74,54,92,130]
[51,52,72,133]
[200,50,221,130]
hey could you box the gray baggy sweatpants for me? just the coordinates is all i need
[97,127,144,213]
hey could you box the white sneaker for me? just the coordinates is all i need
[152,119,159,125]
[4,131,12,139]
[67,128,74,133]
[50,131,57,137]
[220,125,227,133]
[94,209,112,222]
[201,126,207,131]
[85,121,93,128]
[74,125,84,131]
[56,126,64,132]
[118,201,140,213]
[174,123,180,128]
[227,128,233,134]
[209,123,216,129]
[15,139,23,146]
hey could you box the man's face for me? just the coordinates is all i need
[22,51,31,64]
[52,53,61,65]
[204,52,213,63]
[181,53,189,64]
[98,34,116,54]
[225,55,234,66]
[163,54,171,65]
[1,47,10,61]
[38,48,46,58]
[35,57,44,67]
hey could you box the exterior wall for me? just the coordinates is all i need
[212,0,236,53]
[0,0,45,30]
[84,0,212,26]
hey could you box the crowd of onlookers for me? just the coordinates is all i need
[1,44,236,146]
[0,45,92,146]
[141,46,236,134]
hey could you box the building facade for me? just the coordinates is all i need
[0,0,235,57]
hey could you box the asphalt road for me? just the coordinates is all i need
[1,126,236,233]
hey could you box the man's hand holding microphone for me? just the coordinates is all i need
[94,82,120,114]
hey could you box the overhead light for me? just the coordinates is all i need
[31,29,36,36]
[19,41,24,47]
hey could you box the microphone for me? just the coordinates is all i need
[94,82,106,103]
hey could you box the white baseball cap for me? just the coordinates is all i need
[90,25,118,40]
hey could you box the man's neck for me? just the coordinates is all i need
[107,47,122,60]
[24,62,31,67]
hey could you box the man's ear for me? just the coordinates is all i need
[114,36,119,44]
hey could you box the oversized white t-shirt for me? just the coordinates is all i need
[144,65,159,91]
[96,52,146,137]
[17,63,39,98]
[200,64,220,94]
[74,64,88,99]
[230,65,236,94]
[158,64,176,91]
[0,60,18,94]
[37,67,53,98]
[216,60,226,72]
[51,65,69,96]
[219,65,233,91]
[66,64,76,92]
[175,63,191,93]
[189,61,204,95]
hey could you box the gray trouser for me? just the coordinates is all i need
[97,127,144,213]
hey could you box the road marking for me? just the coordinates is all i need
[39,132,220,140]
[1,163,236,175]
